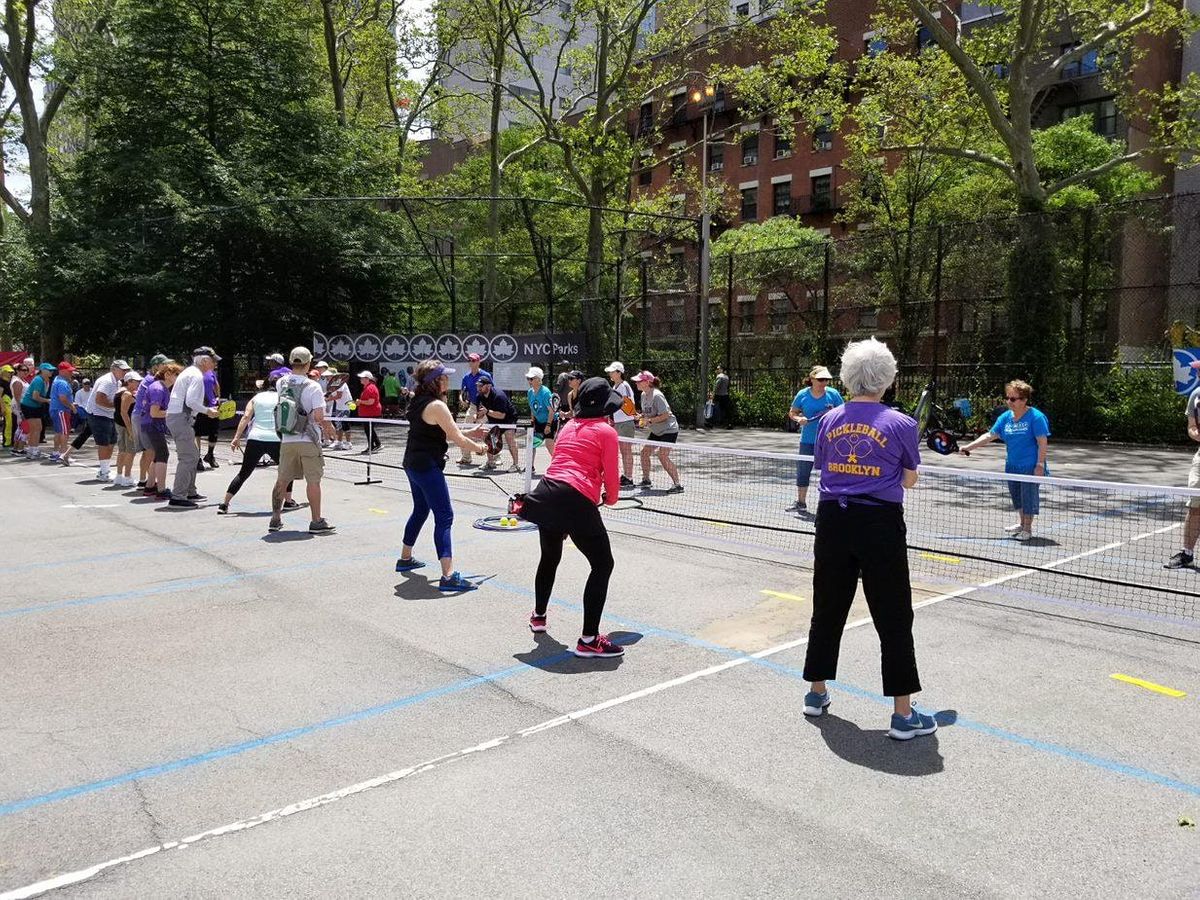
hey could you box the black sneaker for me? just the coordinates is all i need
[205,457,219,469]
[619,475,634,488]
[196,462,207,473]
[309,518,336,535]
[187,494,206,502]
[268,518,283,532]
[155,489,173,501]
[217,503,229,515]
[281,499,300,511]
[1165,550,1194,569]
[168,498,198,509]
[137,480,147,489]
[665,484,684,494]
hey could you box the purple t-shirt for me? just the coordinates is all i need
[814,402,920,504]
[141,380,171,432]
[202,369,218,405]
[134,375,155,423]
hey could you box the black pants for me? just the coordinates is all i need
[71,422,93,451]
[526,478,614,636]
[802,500,921,697]
[226,440,292,497]
[360,420,382,449]
[714,394,731,426]
[195,415,219,443]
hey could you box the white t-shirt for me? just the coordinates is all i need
[332,383,352,412]
[612,380,635,423]
[275,373,326,444]
[86,372,120,418]
[74,388,91,407]
[167,365,206,415]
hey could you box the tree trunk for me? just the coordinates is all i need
[322,0,347,125]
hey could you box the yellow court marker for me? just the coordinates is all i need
[761,590,806,603]
[368,508,389,515]
[702,520,732,529]
[920,551,961,564]
[1110,673,1187,698]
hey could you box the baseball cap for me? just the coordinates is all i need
[524,366,544,380]
[604,361,625,374]
[357,370,376,380]
[268,366,291,381]
[290,346,313,366]
[568,369,585,381]
[38,363,56,372]
[0,365,13,374]
[477,374,493,385]
[82,377,92,384]
[123,370,143,382]
[149,353,169,367]
[467,352,482,362]
[191,346,220,361]
[57,361,76,373]
[111,359,131,370]
[314,360,329,369]
[631,370,656,383]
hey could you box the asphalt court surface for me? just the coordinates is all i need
[1,443,1198,898]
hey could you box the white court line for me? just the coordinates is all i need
[0,521,1178,899]
[0,469,94,481]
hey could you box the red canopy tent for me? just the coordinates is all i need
[0,351,28,368]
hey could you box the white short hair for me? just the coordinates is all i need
[839,337,897,396]
[193,354,211,367]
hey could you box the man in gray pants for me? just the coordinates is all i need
[166,347,220,508]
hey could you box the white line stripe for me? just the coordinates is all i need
[0,525,1176,899]
[0,470,93,481]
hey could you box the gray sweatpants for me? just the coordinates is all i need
[167,412,199,498]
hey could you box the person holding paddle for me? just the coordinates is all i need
[605,361,637,488]
[788,365,843,515]
[958,379,1050,543]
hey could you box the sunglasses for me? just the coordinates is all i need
[1005,396,1023,402]
[815,377,831,382]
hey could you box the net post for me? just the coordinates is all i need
[524,426,534,495]
[355,420,382,486]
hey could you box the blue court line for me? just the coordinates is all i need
[4,552,1198,817]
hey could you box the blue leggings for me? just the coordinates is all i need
[403,466,454,559]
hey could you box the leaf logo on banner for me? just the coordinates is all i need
[312,332,328,356]
[490,334,517,362]
[464,334,489,358]
[382,335,409,361]
[410,334,435,359]
[437,334,464,359]
[329,334,353,360]
[355,334,382,361]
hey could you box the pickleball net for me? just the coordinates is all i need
[611,437,1200,638]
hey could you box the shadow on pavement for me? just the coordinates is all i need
[512,630,644,673]
[807,712,951,776]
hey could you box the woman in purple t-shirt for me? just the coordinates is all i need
[801,338,937,742]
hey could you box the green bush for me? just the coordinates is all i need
[1084,366,1187,444]
[730,374,796,428]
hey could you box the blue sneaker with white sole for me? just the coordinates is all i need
[888,709,938,740]
[438,572,477,592]
[803,690,831,717]
[395,558,426,572]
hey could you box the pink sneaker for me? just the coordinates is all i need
[529,613,547,633]
[573,635,624,658]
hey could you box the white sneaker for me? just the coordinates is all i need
[96,471,113,483]
[1013,530,1032,542]
[1004,523,1023,534]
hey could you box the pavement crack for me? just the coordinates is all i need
[130,779,166,845]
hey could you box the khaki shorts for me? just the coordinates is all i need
[279,441,324,485]
[614,420,636,439]
[1188,452,1200,509]
[116,424,137,455]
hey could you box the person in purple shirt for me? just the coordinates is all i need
[800,337,937,742]
[141,362,178,499]
[196,365,221,470]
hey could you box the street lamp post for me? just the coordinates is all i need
[691,84,714,428]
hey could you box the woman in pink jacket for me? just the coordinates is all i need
[519,377,624,658]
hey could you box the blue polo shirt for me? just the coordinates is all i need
[49,376,75,415]
[461,369,492,405]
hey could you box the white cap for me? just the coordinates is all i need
[314,360,329,369]
[357,370,376,380]
[524,366,544,380]
[604,361,625,374]
[123,370,144,382]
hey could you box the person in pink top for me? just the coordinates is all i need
[518,377,625,658]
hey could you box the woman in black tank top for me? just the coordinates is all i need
[395,359,489,592]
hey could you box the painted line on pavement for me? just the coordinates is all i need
[761,589,806,603]
[1110,673,1187,698]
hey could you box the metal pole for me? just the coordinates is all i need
[449,238,457,333]
[821,241,831,358]
[354,421,382,485]
[524,426,535,495]
[640,260,648,364]
[932,225,944,393]
[696,108,712,428]
[546,237,555,333]
[725,251,734,373]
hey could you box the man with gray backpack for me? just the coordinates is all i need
[269,346,337,534]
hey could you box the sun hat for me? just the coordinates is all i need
[325,367,339,376]
[604,361,625,374]
[809,365,833,380]
[524,366,544,380]
[575,377,624,419]
[290,346,313,366]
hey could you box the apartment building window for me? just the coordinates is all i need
[1061,98,1118,139]
[708,141,724,172]
[638,163,652,186]
[860,307,878,329]
[741,131,758,166]
[1061,42,1099,79]
[669,93,687,127]
[773,128,792,159]
[740,186,758,221]
[811,173,832,211]
[806,286,826,312]
[508,84,539,99]
[737,295,756,335]
[735,2,750,16]
[770,293,790,333]
[772,181,792,216]
[813,113,833,152]
[637,102,653,137]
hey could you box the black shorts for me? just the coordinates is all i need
[148,428,170,464]
[195,415,219,440]
[648,431,678,444]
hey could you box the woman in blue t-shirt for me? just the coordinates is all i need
[958,379,1050,542]
[526,366,556,457]
[787,365,844,514]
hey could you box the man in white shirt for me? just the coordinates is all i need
[325,368,353,450]
[270,346,336,534]
[73,378,92,413]
[84,360,131,481]
[166,347,219,507]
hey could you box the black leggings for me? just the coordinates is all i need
[225,439,292,497]
[71,422,92,451]
[530,480,614,636]
[360,420,382,449]
[802,500,921,697]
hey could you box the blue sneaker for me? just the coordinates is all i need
[888,709,938,741]
[438,572,477,592]
[395,558,426,572]
[803,690,831,717]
